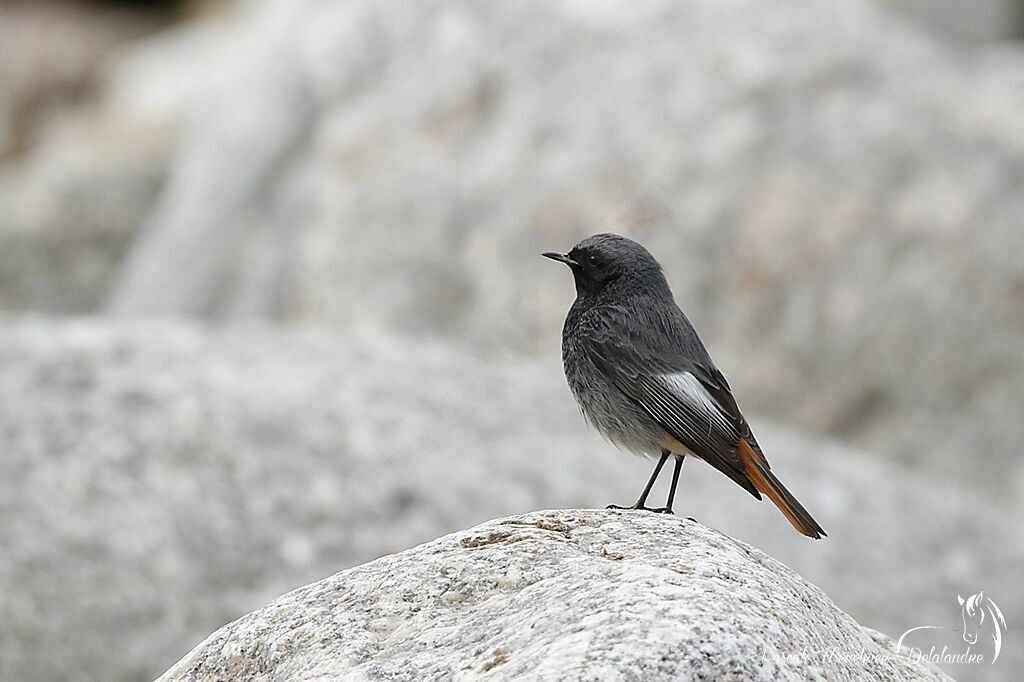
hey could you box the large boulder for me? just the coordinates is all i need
[0,2,170,312]
[0,318,1019,681]
[877,0,1024,42]
[0,1,165,158]
[94,0,1024,496]
[157,509,951,682]
[0,135,165,312]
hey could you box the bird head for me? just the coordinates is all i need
[543,233,669,298]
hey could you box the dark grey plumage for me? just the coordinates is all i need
[544,233,826,539]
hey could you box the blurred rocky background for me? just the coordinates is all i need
[1,0,1022,681]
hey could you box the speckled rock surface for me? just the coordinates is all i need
[1,318,1020,681]
[158,510,951,682]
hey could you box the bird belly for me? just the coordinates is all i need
[564,347,676,458]
[655,432,700,460]
[590,398,698,460]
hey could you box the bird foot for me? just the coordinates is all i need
[605,503,674,514]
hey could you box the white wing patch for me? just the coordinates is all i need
[660,372,736,437]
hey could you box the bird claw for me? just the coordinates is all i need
[605,503,675,514]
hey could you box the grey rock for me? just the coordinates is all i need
[98,0,1024,496]
[0,1,239,314]
[0,3,171,311]
[157,509,952,682]
[876,0,1024,43]
[0,140,165,312]
[0,2,163,158]
[0,318,1019,681]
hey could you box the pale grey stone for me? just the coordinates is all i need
[876,0,1024,42]
[157,509,952,682]
[0,319,1019,681]
[0,3,169,312]
[0,143,164,312]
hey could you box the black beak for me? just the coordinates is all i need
[542,252,579,267]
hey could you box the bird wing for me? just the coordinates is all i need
[581,319,761,499]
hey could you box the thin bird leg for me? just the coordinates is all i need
[607,450,670,511]
[651,455,684,514]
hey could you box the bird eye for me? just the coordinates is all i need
[588,255,600,266]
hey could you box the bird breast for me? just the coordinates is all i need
[561,327,666,458]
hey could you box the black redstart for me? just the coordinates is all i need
[544,233,826,539]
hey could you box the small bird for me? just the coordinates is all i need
[544,233,826,539]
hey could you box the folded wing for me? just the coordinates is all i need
[582,335,761,499]
[583,330,827,538]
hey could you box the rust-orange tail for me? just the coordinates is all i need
[738,438,826,539]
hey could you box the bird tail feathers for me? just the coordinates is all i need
[738,438,826,540]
